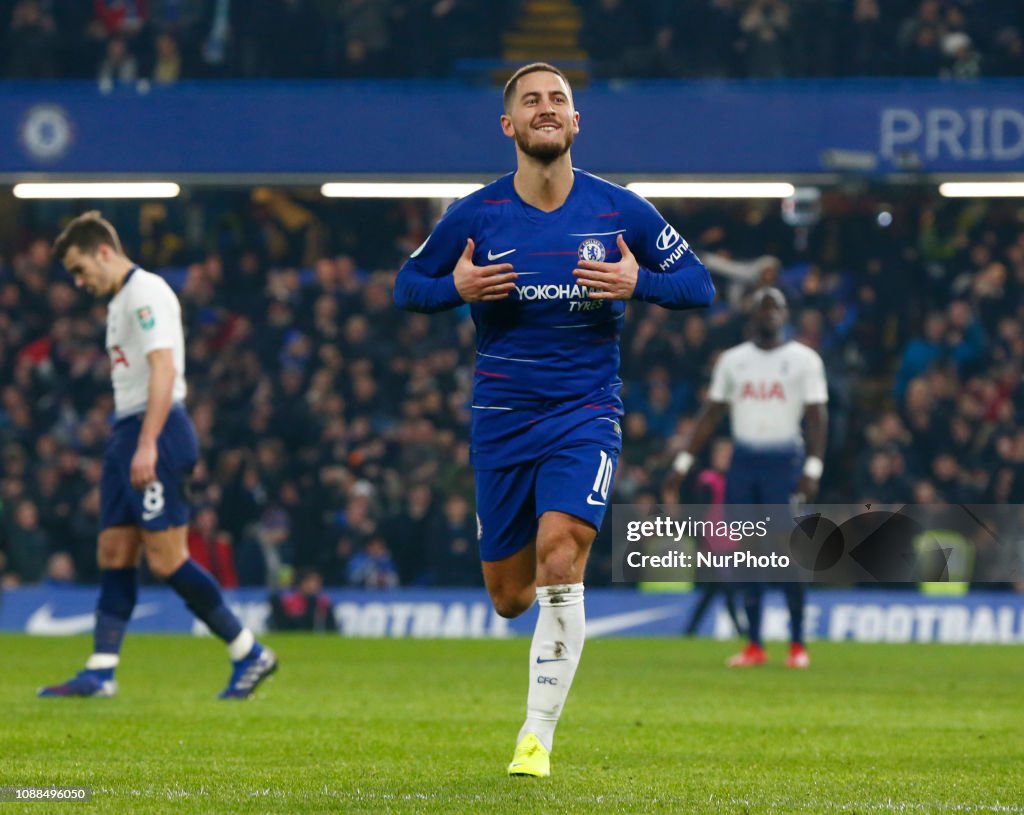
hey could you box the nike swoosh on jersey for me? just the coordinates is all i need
[487,249,517,260]
[586,495,606,506]
[536,657,569,664]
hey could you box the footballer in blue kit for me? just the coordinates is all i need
[394,63,714,777]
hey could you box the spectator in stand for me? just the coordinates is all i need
[347,536,399,590]
[897,0,944,55]
[235,506,290,590]
[187,506,238,590]
[946,299,987,376]
[269,569,336,632]
[32,460,72,546]
[4,0,60,78]
[382,482,436,585]
[929,452,972,503]
[941,31,982,78]
[425,493,480,587]
[902,23,946,76]
[629,369,691,439]
[739,0,792,78]
[92,0,148,39]
[44,551,77,587]
[151,31,181,83]
[857,449,911,505]
[97,35,139,88]
[843,0,890,76]
[4,498,52,585]
[894,312,948,400]
[68,485,102,584]
[990,26,1024,77]
[335,0,393,78]
[986,432,1024,503]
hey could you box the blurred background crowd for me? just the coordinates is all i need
[0,0,1021,592]
[2,187,1022,589]
[2,0,1022,83]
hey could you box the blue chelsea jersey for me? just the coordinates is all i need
[394,169,715,412]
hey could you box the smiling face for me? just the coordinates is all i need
[501,69,579,163]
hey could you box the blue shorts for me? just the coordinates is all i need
[100,404,199,532]
[725,444,803,505]
[475,406,621,562]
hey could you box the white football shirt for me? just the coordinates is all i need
[106,268,186,417]
[708,340,827,448]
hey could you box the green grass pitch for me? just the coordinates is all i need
[4,634,1023,814]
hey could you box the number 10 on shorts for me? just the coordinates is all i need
[590,450,614,504]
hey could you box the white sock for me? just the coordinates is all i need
[517,583,585,753]
[228,629,255,661]
[85,653,119,670]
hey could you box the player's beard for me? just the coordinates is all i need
[515,126,574,164]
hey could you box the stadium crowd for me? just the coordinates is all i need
[1,190,1022,590]
[2,0,1022,82]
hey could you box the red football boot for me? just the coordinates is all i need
[785,643,811,669]
[726,642,767,667]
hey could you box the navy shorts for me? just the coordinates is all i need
[725,445,803,505]
[100,404,199,532]
[474,408,621,562]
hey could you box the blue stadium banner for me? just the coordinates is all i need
[2,80,1022,177]
[3,587,1024,643]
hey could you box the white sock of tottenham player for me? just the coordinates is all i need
[518,583,585,753]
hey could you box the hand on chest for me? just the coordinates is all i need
[475,221,623,314]
[476,219,622,280]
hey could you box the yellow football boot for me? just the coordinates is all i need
[507,733,551,778]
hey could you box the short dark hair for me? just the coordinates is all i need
[52,211,124,260]
[752,286,787,308]
[503,62,572,112]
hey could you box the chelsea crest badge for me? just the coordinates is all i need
[577,239,606,263]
